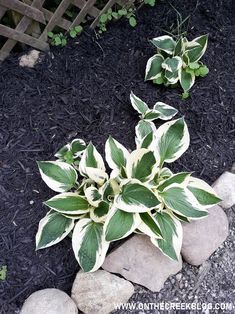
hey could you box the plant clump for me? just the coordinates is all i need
[36,93,220,272]
[145,35,209,99]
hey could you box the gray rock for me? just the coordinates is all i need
[71,270,134,314]
[102,235,182,292]
[181,205,229,266]
[212,171,235,209]
[20,288,78,314]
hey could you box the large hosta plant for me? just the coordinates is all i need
[145,34,209,98]
[36,92,220,272]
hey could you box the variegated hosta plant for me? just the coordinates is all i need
[36,92,220,272]
[145,34,209,98]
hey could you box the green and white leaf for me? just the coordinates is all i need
[84,185,102,207]
[36,210,74,249]
[145,54,164,81]
[115,179,160,213]
[187,177,221,208]
[160,185,208,219]
[37,161,77,192]
[135,120,157,147]
[104,207,141,241]
[90,201,110,222]
[151,35,176,54]
[79,142,105,177]
[44,192,90,214]
[151,212,182,260]
[85,167,108,185]
[105,136,129,170]
[100,179,120,201]
[158,172,191,192]
[126,148,158,182]
[130,92,148,114]
[153,102,178,120]
[71,139,86,157]
[162,56,182,73]
[155,118,190,166]
[138,131,155,150]
[186,34,208,63]
[138,212,162,239]
[72,218,109,272]
[179,68,195,92]
[143,109,160,121]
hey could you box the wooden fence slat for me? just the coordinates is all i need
[70,0,97,27]
[0,0,45,61]
[72,0,99,18]
[42,8,71,30]
[0,24,49,50]
[0,0,46,24]
[39,0,71,41]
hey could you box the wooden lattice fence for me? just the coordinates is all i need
[0,0,133,61]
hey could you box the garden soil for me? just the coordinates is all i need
[0,0,234,313]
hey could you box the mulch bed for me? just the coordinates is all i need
[0,0,234,312]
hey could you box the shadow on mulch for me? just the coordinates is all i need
[0,0,234,312]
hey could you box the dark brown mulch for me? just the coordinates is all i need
[0,0,234,312]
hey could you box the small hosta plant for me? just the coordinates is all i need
[145,34,209,98]
[36,93,220,272]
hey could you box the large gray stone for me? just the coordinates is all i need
[71,270,134,314]
[181,205,229,266]
[212,171,235,209]
[20,288,78,314]
[102,235,182,292]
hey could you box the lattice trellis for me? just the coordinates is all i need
[0,0,134,61]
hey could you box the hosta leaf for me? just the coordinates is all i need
[79,142,105,177]
[160,186,208,219]
[187,177,221,208]
[180,69,195,92]
[151,35,176,54]
[139,131,155,149]
[101,179,120,201]
[44,192,90,214]
[135,120,157,146]
[143,109,160,121]
[186,34,208,63]
[158,172,191,192]
[90,201,110,222]
[71,139,86,157]
[162,56,182,73]
[130,92,148,114]
[105,136,129,170]
[85,167,108,185]
[85,186,101,207]
[54,144,70,160]
[115,179,160,213]
[104,207,140,241]
[36,211,74,249]
[138,212,162,238]
[37,161,77,192]
[165,69,179,84]
[155,118,190,166]
[126,149,158,182]
[151,212,182,260]
[174,37,185,56]
[72,218,109,272]
[153,102,178,120]
[145,54,164,81]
